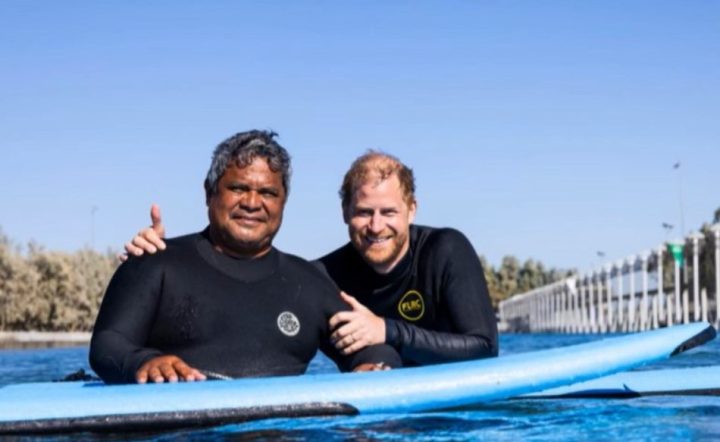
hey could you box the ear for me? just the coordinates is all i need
[407,200,417,224]
[204,180,212,206]
[342,204,350,224]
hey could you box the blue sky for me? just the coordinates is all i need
[1,1,718,271]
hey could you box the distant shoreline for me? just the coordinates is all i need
[0,331,90,349]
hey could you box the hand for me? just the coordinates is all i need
[121,204,167,261]
[352,362,392,372]
[135,355,206,384]
[329,292,386,355]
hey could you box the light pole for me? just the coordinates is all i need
[688,231,705,322]
[593,251,606,270]
[667,239,686,323]
[662,223,674,242]
[673,162,686,236]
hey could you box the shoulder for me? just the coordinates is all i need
[278,250,337,290]
[411,225,484,276]
[166,231,201,245]
[412,225,476,256]
[164,232,202,251]
[315,242,360,280]
[317,242,356,266]
[120,232,201,271]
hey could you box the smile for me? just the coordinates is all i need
[364,236,391,246]
[232,215,265,225]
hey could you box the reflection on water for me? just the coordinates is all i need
[1,333,718,441]
[0,341,89,350]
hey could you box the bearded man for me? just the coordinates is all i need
[123,151,497,368]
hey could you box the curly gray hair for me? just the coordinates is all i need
[204,130,292,199]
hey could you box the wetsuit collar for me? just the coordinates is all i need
[352,239,413,288]
[197,227,279,282]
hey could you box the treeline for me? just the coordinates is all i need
[0,230,117,331]
[0,226,571,331]
[480,256,572,308]
[668,207,720,295]
[493,207,720,307]
[8,206,716,331]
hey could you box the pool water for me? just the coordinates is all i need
[1,333,718,441]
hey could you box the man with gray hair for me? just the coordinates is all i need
[90,130,400,384]
[123,148,497,368]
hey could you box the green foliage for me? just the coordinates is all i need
[494,206,720,309]
[0,229,117,331]
[695,221,718,296]
[481,253,571,309]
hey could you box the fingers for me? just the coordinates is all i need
[339,291,354,303]
[328,311,352,330]
[340,338,369,355]
[143,228,166,251]
[142,362,169,383]
[132,234,159,254]
[173,359,207,382]
[117,252,129,263]
[136,367,149,384]
[339,291,363,310]
[125,241,146,257]
[150,203,162,228]
[330,319,357,343]
[187,368,207,382]
[332,324,368,355]
[352,362,391,372]
[158,363,179,383]
[125,228,166,257]
[149,203,166,238]
[135,355,206,384]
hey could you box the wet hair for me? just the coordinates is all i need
[204,130,292,199]
[340,150,416,210]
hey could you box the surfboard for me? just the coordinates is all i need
[525,365,720,398]
[0,322,715,434]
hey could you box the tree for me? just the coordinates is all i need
[498,255,520,301]
[0,226,118,331]
[479,255,501,308]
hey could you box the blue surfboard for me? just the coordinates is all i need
[0,322,714,434]
[525,365,720,398]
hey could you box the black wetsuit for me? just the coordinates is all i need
[317,225,498,366]
[90,230,400,384]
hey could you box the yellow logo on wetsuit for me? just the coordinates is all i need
[398,290,425,321]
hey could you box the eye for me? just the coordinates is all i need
[259,188,280,198]
[354,208,373,217]
[228,184,250,193]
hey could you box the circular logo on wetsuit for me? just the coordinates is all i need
[397,290,425,321]
[277,311,300,337]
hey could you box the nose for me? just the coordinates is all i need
[369,212,384,233]
[239,191,261,211]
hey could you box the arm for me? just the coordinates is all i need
[320,338,402,372]
[89,256,204,383]
[320,291,402,372]
[385,230,498,365]
[330,229,498,365]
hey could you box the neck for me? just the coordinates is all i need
[370,242,410,275]
[207,226,271,259]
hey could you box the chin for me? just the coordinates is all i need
[361,251,393,267]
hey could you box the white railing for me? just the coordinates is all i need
[499,224,720,333]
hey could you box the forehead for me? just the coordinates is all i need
[352,174,406,207]
[222,157,282,184]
